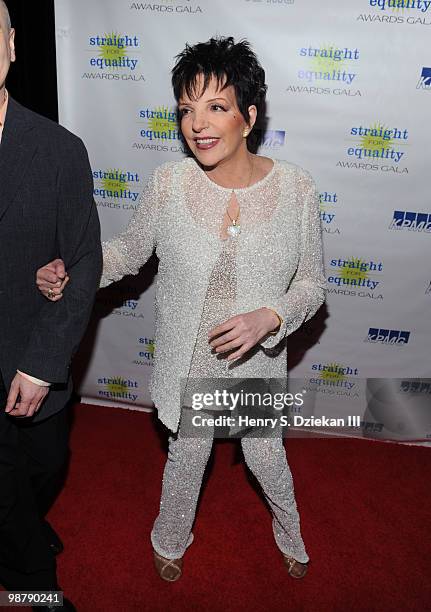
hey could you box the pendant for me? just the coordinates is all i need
[227,222,241,237]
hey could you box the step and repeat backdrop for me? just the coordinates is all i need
[54,0,431,442]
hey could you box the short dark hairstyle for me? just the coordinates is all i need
[171,36,267,145]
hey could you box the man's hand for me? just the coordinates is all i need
[208,307,281,362]
[5,373,49,418]
[36,258,69,301]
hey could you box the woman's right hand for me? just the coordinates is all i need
[36,258,69,301]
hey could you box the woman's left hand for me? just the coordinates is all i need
[208,307,280,361]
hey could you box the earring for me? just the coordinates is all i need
[243,129,249,138]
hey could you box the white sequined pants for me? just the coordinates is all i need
[150,430,309,563]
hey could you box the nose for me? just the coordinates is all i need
[192,110,209,133]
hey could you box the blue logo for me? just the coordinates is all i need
[130,0,203,14]
[97,377,139,402]
[138,336,155,361]
[369,0,431,12]
[399,380,431,393]
[138,106,181,141]
[298,45,360,85]
[320,191,338,226]
[259,130,286,149]
[365,328,411,345]
[417,67,431,89]
[389,210,431,232]
[348,124,408,163]
[93,169,140,203]
[328,257,383,290]
[320,192,338,204]
[311,363,359,376]
[134,336,155,367]
[89,34,140,71]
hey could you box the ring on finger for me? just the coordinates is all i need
[47,288,55,299]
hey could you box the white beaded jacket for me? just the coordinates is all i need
[101,157,326,432]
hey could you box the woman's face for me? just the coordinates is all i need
[178,74,256,169]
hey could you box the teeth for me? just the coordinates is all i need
[196,138,217,144]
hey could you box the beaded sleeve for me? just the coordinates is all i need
[260,168,326,349]
[100,167,163,288]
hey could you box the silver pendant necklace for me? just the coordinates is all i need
[225,156,254,238]
[226,210,241,237]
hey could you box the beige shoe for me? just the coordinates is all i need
[153,550,183,582]
[282,554,308,579]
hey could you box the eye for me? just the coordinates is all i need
[179,107,192,117]
[210,104,226,112]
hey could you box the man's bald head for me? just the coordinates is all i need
[0,0,14,93]
[0,1,11,32]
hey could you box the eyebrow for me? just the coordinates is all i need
[178,97,229,105]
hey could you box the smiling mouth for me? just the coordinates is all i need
[194,137,220,149]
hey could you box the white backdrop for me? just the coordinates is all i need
[54,0,431,442]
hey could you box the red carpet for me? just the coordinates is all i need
[42,403,431,611]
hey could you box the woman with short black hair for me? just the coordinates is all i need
[37,36,326,582]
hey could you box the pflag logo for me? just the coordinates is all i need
[326,257,384,300]
[89,33,140,70]
[417,67,431,90]
[311,362,360,380]
[365,328,411,345]
[338,122,409,173]
[349,123,408,163]
[308,362,360,397]
[358,0,431,25]
[93,169,140,208]
[130,0,203,14]
[287,43,362,98]
[139,106,181,142]
[369,0,431,12]
[319,191,339,234]
[298,44,360,85]
[138,337,155,360]
[134,337,155,367]
[328,257,383,290]
[97,376,139,402]
[389,210,431,232]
